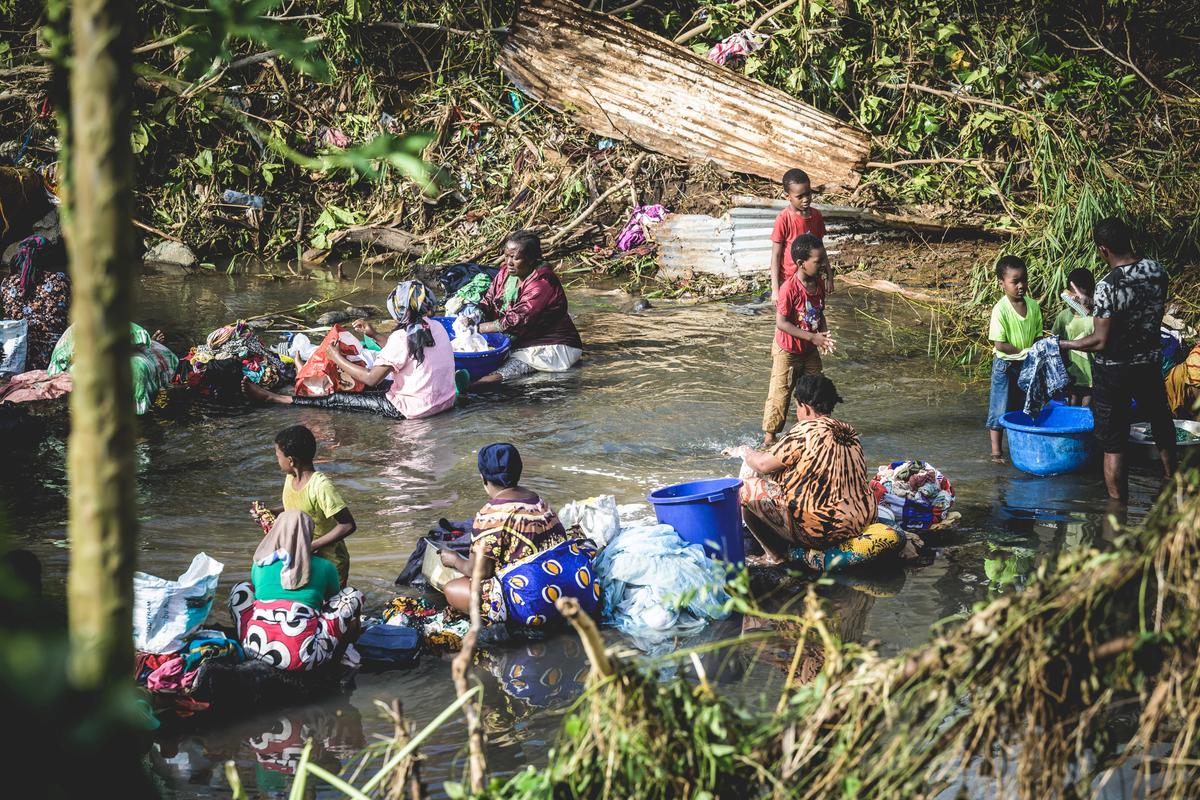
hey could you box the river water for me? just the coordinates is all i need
[2,268,1166,796]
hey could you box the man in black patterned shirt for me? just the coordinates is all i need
[1061,217,1176,503]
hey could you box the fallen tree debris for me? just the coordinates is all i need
[497,0,869,190]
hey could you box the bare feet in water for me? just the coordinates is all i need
[990,453,1007,464]
[241,376,290,404]
[899,531,925,560]
[746,552,787,567]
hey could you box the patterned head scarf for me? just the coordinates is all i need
[386,280,437,365]
[252,510,314,590]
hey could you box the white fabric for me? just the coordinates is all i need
[558,495,621,547]
[450,314,489,353]
[509,344,582,372]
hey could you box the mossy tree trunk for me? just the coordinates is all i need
[64,0,138,692]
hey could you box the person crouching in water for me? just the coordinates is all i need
[229,510,363,671]
[471,231,583,387]
[439,443,600,628]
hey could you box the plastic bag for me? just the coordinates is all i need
[132,553,224,654]
[294,324,371,397]
[558,494,621,547]
[450,314,489,353]
[0,319,28,375]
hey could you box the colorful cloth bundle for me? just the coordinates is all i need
[871,460,955,532]
[48,322,178,415]
[616,204,668,251]
[497,538,601,629]
[175,320,289,400]
[790,523,904,573]
[706,30,766,66]
[382,595,440,626]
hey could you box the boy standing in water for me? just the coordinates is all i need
[253,424,357,587]
[1051,267,1096,406]
[770,168,829,299]
[986,256,1042,463]
[762,234,836,445]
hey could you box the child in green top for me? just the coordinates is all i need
[986,256,1043,463]
[252,425,357,586]
[1051,267,1095,406]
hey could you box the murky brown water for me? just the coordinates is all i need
[0,267,1165,797]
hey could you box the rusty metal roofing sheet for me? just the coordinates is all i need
[497,0,870,190]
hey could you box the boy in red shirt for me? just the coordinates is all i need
[762,234,836,444]
[770,168,829,299]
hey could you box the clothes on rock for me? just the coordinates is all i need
[592,523,729,641]
[282,472,350,587]
[792,523,904,572]
[1,235,68,370]
[0,368,72,403]
[175,321,290,401]
[615,204,668,251]
[988,295,1042,360]
[1017,336,1069,418]
[229,582,363,672]
[706,29,766,65]
[1093,257,1169,368]
[1052,307,1094,388]
[985,355,1025,431]
[771,206,826,282]
[740,416,877,548]
[478,264,583,351]
[871,460,955,531]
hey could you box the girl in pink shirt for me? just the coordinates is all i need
[244,281,456,419]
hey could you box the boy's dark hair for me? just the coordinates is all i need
[790,233,825,267]
[505,229,543,262]
[794,373,843,414]
[1067,267,1096,295]
[275,425,316,463]
[782,168,811,190]
[1092,217,1135,256]
[994,255,1027,281]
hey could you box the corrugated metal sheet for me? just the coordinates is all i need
[497,0,869,190]
[654,197,967,279]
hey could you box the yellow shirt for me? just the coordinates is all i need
[282,471,349,586]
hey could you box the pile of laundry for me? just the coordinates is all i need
[592,522,730,651]
[135,630,245,719]
[438,262,499,317]
[379,595,473,651]
[48,322,178,415]
[174,321,291,401]
[871,460,958,532]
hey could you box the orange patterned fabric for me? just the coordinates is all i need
[742,416,877,546]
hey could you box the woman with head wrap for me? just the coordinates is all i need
[471,230,583,387]
[243,280,457,419]
[228,510,364,671]
[439,443,601,628]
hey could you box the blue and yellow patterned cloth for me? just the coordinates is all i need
[500,538,601,628]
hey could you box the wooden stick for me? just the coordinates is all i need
[546,154,645,247]
[451,553,488,794]
[674,0,749,43]
[880,81,1037,120]
[133,217,183,243]
[556,597,614,678]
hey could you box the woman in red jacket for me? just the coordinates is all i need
[473,230,583,386]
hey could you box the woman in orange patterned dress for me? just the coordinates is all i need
[724,374,903,571]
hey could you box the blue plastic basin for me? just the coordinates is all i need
[646,478,744,564]
[1000,404,1095,476]
[432,316,511,382]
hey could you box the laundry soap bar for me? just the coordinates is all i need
[421,539,459,591]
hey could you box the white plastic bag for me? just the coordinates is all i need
[0,319,28,375]
[451,314,489,353]
[558,494,621,547]
[132,552,224,654]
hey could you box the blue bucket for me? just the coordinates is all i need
[1000,404,1095,476]
[646,478,744,564]
[432,316,511,382]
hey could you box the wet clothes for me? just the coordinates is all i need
[1017,337,1069,418]
[292,388,404,419]
[394,519,472,586]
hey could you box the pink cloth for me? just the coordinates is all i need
[616,204,668,251]
[376,319,456,418]
[145,656,196,693]
[0,369,73,403]
[707,31,765,66]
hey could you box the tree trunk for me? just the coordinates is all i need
[64,0,138,692]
